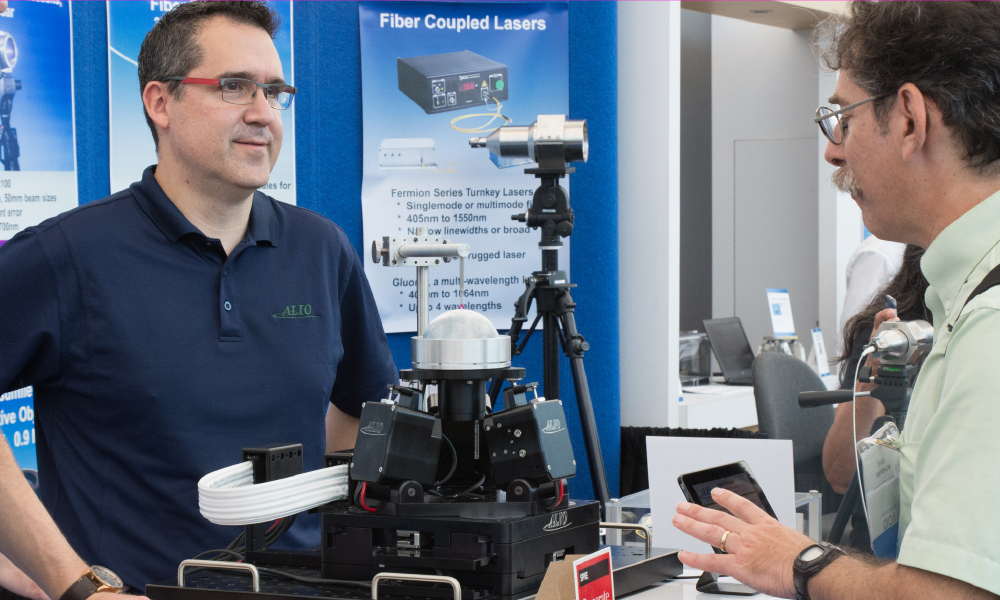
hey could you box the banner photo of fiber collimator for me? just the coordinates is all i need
[360,1,569,333]
[107,1,296,204]
[0,0,80,474]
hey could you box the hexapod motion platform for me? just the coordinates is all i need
[146,116,681,600]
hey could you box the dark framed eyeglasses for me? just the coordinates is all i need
[163,76,297,110]
[814,94,890,145]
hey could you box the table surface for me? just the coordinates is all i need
[625,570,781,600]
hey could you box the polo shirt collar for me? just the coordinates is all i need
[248,191,278,247]
[130,165,278,247]
[921,189,1000,311]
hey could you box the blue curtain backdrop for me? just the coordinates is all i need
[71,1,619,500]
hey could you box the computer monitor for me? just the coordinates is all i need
[702,317,756,385]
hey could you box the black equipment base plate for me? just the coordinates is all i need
[320,500,601,600]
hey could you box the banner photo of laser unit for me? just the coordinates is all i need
[0,0,81,476]
[360,1,569,333]
[107,0,297,204]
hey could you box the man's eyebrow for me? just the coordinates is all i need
[218,71,286,85]
[828,94,843,106]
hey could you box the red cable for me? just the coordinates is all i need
[556,479,565,506]
[359,482,378,513]
[266,518,281,532]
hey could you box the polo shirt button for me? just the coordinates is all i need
[224,301,232,311]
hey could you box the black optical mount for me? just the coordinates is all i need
[487,153,612,511]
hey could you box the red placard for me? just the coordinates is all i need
[573,547,614,600]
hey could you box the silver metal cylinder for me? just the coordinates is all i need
[412,336,511,370]
[398,243,471,259]
[470,115,588,164]
[417,266,429,336]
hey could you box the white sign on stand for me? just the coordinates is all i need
[810,328,831,377]
[766,288,796,338]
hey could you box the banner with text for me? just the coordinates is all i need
[360,1,569,332]
[107,1,296,203]
[0,0,80,473]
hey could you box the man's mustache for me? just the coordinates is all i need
[831,166,863,197]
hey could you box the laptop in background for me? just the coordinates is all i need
[702,317,756,385]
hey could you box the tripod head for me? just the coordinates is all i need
[471,115,587,254]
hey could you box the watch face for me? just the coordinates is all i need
[90,566,123,589]
[800,546,825,562]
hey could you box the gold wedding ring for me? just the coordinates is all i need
[720,530,731,553]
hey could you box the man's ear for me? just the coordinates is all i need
[142,80,171,135]
[896,83,929,162]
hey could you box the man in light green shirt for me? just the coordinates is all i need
[671,2,1000,599]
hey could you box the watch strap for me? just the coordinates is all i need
[793,543,845,600]
[58,573,100,600]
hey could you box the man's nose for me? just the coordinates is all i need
[824,139,845,167]
[244,87,276,126]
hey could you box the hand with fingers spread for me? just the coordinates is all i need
[672,487,816,598]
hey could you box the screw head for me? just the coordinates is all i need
[519,449,526,457]
[547,465,552,470]
[379,467,383,472]
[514,429,522,437]
[485,425,491,431]
[350,462,354,468]
[573,460,577,465]
[514,486,524,496]
[492,452,497,457]
[407,487,416,497]
[503,449,508,455]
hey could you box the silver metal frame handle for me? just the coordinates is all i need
[601,522,653,556]
[371,572,462,600]
[178,559,260,592]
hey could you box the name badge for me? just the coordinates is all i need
[857,421,902,560]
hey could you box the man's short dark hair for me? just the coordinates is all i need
[821,1,1000,175]
[137,1,280,150]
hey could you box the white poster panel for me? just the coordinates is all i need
[0,0,80,472]
[646,436,795,554]
[360,1,569,332]
[107,1,296,203]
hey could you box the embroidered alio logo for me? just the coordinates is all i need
[273,304,319,319]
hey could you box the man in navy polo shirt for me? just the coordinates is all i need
[0,1,396,595]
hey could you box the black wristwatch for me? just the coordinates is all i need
[59,566,124,600]
[793,542,845,600]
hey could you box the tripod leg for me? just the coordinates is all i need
[556,291,611,507]
[543,314,561,401]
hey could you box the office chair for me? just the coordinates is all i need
[752,352,842,531]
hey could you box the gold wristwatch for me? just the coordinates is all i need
[58,566,124,600]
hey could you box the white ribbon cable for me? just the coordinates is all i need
[198,462,349,526]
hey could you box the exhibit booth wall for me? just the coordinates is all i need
[70,1,619,500]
